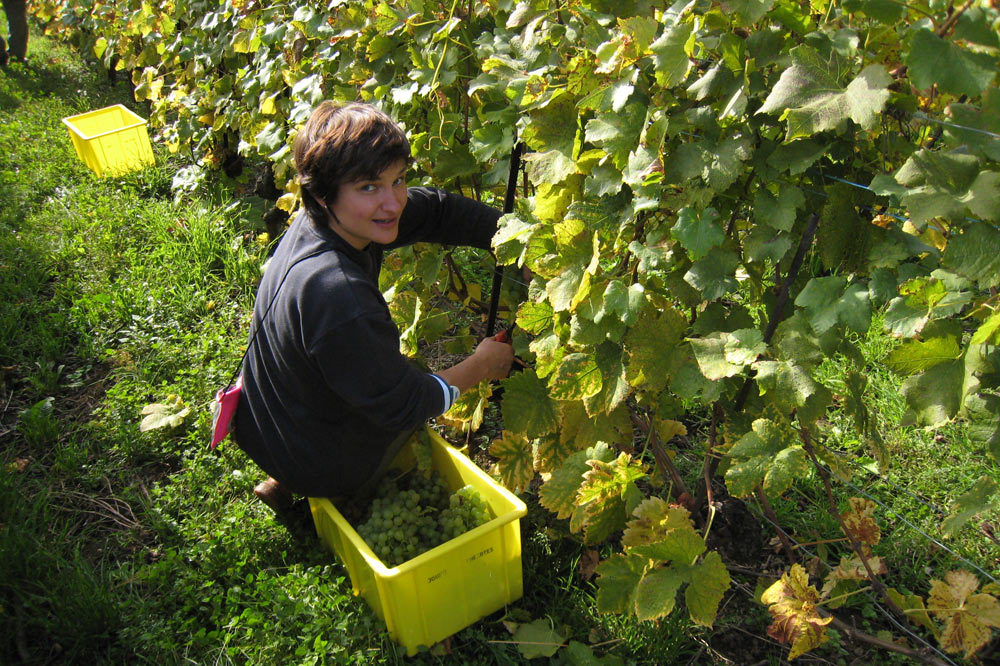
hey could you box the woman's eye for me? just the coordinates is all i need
[360,184,377,192]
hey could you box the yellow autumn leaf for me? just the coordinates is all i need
[276,191,298,213]
[928,570,1000,659]
[761,564,833,660]
[840,497,880,547]
[821,553,888,600]
[488,431,535,494]
[260,94,278,116]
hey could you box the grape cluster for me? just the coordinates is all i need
[353,471,492,568]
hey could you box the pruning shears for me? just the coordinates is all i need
[485,141,524,339]
[486,142,528,371]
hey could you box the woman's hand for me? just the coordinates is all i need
[472,334,515,382]
[436,333,514,393]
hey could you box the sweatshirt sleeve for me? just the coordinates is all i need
[310,310,447,432]
[389,186,502,250]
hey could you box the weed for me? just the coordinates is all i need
[16,396,59,446]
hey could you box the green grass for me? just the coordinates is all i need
[3,19,997,666]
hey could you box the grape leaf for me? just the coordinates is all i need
[621,496,696,548]
[727,0,776,26]
[438,381,493,433]
[772,313,825,368]
[525,149,579,185]
[631,525,707,564]
[899,360,965,428]
[942,223,1000,289]
[928,570,1000,659]
[634,566,686,621]
[965,393,1000,463]
[625,306,688,393]
[766,138,829,175]
[761,564,833,660]
[489,431,535,494]
[601,280,645,327]
[685,551,730,627]
[744,224,793,264]
[893,150,992,227]
[905,28,998,98]
[886,587,940,639]
[650,22,694,88]
[753,183,805,233]
[559,401,633,452]
[549,352,603,401]
[725,418,807,497]
[947,89,1000,161]
[942,476,1000,538]
[530,332,566,379]
[628,227,675,273]
[816,181,875,273]
[540,443,615,520]
[690,329,765,380]
[794,277,872,336]
[595,552,647,614]
[971,311,1000,346]
[885,319,963,375]
[964,171,1000,223]
[671,207,724,261]
[684,248,740,301]
[493,213,538,266]
[689,333,744,381]
[895,149,980,192]
[516,300,555,334]
[883,276,951,338]
[512,618,566,659]
[753,360,832,426]
[898,341,989,427]
[584,104,646,168]
[547,262,589,313]
[577,453,648,544]
[536,432,587,474]
[140,395,191,432]
[601,497,730,627]
[756,45,891,140]
[821,553,888,601]
[584,341,631,416]
[501,370,559,437]
[840,497,881,547]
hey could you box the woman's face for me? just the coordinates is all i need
[326,160,408,249]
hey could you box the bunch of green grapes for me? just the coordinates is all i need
[439,485,492,542]
[354,471,492,567]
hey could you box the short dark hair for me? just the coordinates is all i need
[293,102,411,225]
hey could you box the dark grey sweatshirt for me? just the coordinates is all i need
[234,187,500,497]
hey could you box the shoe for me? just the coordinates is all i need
[254,476,294,513]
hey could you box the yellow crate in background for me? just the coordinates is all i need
[309,428,526,655]
[61,104,155,176]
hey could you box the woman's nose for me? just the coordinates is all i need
[381,187,404,213]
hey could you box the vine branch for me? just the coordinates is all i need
[629,408,699,521]
[733,212,821,413]
[799,430,907,621]
[755,487,798,566]
[823,613,952,666]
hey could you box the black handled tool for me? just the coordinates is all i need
[485,141,524,338]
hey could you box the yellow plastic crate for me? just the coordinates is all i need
[61,105,155,176]
[309,428,526,655]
